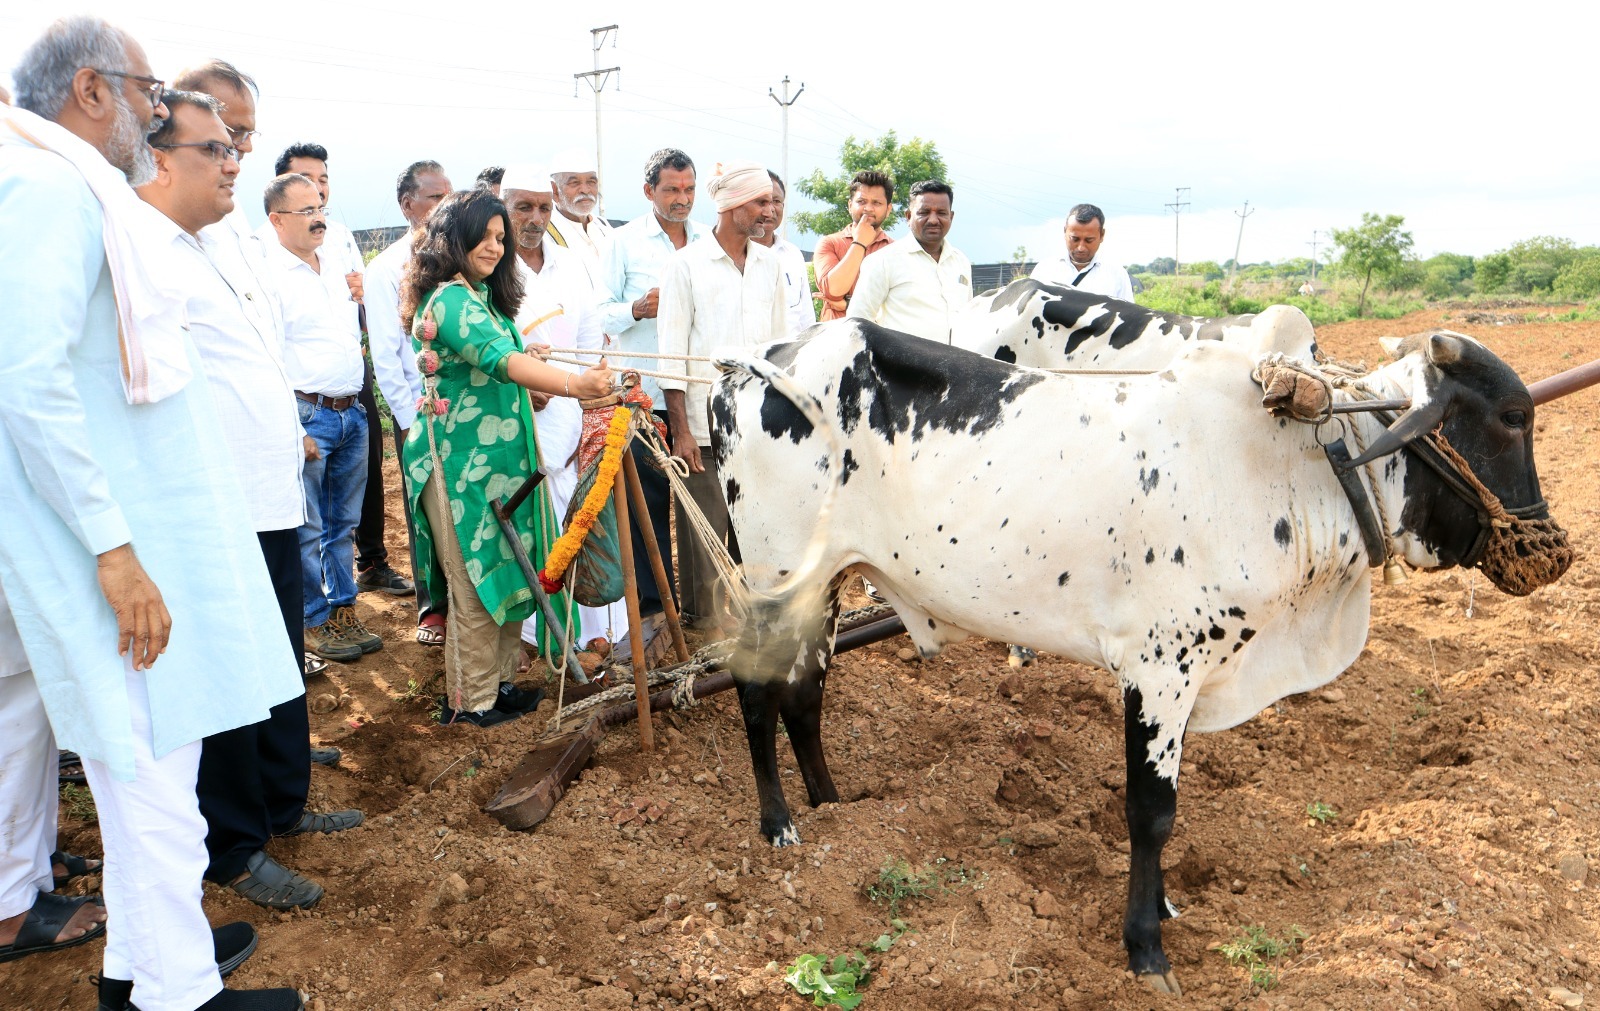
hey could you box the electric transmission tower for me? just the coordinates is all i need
[1166,187,1190,275]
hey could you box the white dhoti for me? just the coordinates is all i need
[0,670,55,920]
[82,667,220,1011]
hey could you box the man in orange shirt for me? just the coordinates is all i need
[812,170,893,320]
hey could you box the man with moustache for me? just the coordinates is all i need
[657,162,787,628]
[365,159,453,646]
[268,143,407,600]
[500,165,626,656]
[545,149,612,287]
[755,170,816,336]
[597,148,706,628]
[848,179,971,343]
[812,169,894,320]
[263,173,383,663]
[1030,202,1134,300]
[0,16,303,1010]
[137,90,361,926]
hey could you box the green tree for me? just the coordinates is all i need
[1186,259,1225,281]
[791,131,949,237]
[1553,247,1600,300]
[1331,213,1414,315]
[1475,236,1578,294]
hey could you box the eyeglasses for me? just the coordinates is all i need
[272,204,330,218]
[92,69,166,109]
[225,126,259,145]
[151,140,239,164]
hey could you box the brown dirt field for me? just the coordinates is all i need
[9,307,1600,1011]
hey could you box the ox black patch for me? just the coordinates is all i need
[853,327,1044,443]
[1145,547,1155,564]
[724,476,741,508]
[759,385,814,444]
[1058,572,1070,586]
[1273,517,1292,548]
[995,344,1017,364]
[1139,467,1160,495]
[840,449,859,485]
[1172,546,1185,565]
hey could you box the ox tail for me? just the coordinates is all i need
[714,353,846,684]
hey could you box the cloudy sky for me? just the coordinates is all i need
[3,1,1594,267]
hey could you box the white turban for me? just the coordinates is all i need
[498,163,551,195]
[707,160,770,212]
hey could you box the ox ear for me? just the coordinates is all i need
[1379,336,1405,360]
[1425,332,1467,366]
[1343,395,1448,469]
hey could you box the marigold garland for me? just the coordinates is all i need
[538,405,632,593]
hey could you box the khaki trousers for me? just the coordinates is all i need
[675,449,739,628]
[420,475,521,714]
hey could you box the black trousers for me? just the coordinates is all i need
[627,411,677,618]
[395,423,442,621]
[354,357,388,570]
[198,528,311,882]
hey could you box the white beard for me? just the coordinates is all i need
[107,90,157,186]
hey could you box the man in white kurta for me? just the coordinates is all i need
[546,149,613,293]
[365,159,453,645]
[658,161,787,627]
[0,20,302,1011]
[502,167,629,654]
[756,171,818,336]
[1029,202,1135,301]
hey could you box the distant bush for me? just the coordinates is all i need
[1553,248,1600,300]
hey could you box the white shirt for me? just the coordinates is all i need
[167,217,307,533]
[547,212,612,292]
[0,582,28,678]
[1030,255,1135,302]
[366,232,421,430]
[318,218,365,277]
[263,238,365,396]
[597,212,710,407]
[515,237,604,476]
[657,234,788,446]
[847,239,973,343]
[770,237,817,336]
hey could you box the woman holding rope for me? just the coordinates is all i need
[399,188,613,727]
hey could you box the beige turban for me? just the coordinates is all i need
[498,163,552,195]
[707,160,770,212]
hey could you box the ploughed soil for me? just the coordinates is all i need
[11,308,1600,1011]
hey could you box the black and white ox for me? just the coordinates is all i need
[951,277,1318,368]
[709,322,1567,994]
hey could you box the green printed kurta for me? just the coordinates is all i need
[404,280,575,630]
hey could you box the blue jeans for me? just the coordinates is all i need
[298,399,369,627]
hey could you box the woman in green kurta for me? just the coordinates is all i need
[399,189,613,726]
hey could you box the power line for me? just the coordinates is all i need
[768,76,805,237]
[1166,187,1191,273]
[574,25,621,210]
[1229,200,1254,283]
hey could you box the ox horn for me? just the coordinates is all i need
[1341,396,1448,469]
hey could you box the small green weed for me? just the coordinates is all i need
[1305,801,1338,824]
[784,951,871,1008]
[1215,924,1307,991]
[868,918,912,953]
[865,857,985,917]
[60,783,97,820]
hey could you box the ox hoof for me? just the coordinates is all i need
[1007,644,1037,669]
[764,822,802,848]
[1136,971,1182,996]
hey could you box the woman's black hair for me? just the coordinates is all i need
[401,188,523,330]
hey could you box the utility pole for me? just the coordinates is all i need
[1165,186,1190,275]
[1307,230,1321,281]
[768,76,805,239]
[574,25,619,215]
[1228,200,1254,285]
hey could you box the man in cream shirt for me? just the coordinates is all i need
[545,148,612,290]
[657,161,786,629]
[847,179,971,343]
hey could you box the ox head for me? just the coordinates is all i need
[1345,330,1570,592]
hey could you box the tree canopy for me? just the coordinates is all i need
[1331,213,1414,315]
[791,131,949,237]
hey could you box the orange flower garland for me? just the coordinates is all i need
[538,405,632,593]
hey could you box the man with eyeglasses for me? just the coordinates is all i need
[136,90,363,930]
[0,16,304,1011]
[262,173,383,666]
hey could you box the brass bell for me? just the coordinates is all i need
[1382,557,1408,585]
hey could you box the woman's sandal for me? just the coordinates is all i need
[416,614,446,646]
[51,851,101,890]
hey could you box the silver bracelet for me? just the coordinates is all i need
[564,375,571,397]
